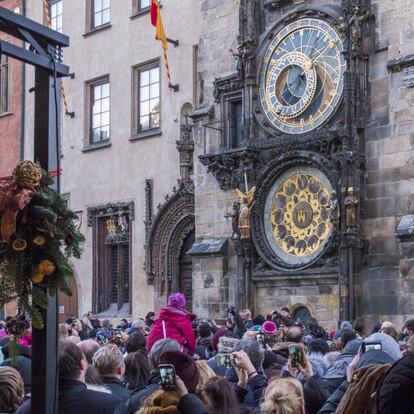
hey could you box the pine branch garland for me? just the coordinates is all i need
[0,162,85,329]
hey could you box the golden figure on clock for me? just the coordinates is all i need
[258,18,345,134]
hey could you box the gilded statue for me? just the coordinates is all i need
[236,187,256,239]
[329,191,340,232]
[345,187,358,231]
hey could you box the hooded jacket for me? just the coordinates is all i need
[376,353,414,414]
[146,307,196,352]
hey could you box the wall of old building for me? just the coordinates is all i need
[192,0,241,319]
[192,0,414,328]
[361,0,414,325]
[23,0,203,318]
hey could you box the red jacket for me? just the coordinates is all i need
[146,306,196,352]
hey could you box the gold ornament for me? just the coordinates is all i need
[12,160,42,189]
[270,172,331,257]
[12,239,27,252]
[33,235,46,246]
[38,259,56,276]
[236,187,256,239]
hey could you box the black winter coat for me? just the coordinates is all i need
[317,379,350,414]
[177,394,210,414]
[376,353,414,413]
[103,377,130,402]
[15,380,122,414]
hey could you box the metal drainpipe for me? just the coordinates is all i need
[19,0,26,161]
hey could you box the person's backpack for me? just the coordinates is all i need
[336,363,391,414]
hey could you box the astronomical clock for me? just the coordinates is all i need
[258,18,345,135]
[202,0,370,320]
[251,11,348,270]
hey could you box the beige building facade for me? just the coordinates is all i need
[23,0,203,319]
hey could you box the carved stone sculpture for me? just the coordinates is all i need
[349,6,370,50]
[225,201,240,239]
[329,191,340,232]
[345,187,358,231]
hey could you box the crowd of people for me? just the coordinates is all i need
[1,291,414,413]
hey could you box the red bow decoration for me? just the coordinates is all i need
[0,176,36,243]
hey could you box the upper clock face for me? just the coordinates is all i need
[258,18,345,134]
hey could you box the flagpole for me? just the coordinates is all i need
[163,47,179,92]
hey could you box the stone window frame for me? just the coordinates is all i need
[83,74,112,152]
[131,58,162,141]
[0,40,11,116]
[221,90,244,150]
[84,0,112,36]
[87,201,134,315]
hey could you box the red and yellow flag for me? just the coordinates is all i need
[151,0,168,51]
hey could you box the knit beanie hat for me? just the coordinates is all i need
[167,292,186,309]
[356,349,394,368]
[343,338,362,356]
[364,333,402,362]
[262,320,277,335]
[340,320,353,333]
[159,351,199,393]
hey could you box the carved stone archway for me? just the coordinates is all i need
[145,102,195,310]
[145,182,195,310]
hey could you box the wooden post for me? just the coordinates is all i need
[31,65,61,414]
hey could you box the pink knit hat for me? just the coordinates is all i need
[167,292,186,309]
[262,320,277,335]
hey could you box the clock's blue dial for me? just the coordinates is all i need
[259,18,345,134]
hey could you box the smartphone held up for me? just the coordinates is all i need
[289,344,305,368]
[158,364,176,390]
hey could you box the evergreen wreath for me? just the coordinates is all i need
[0,161,85,328]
